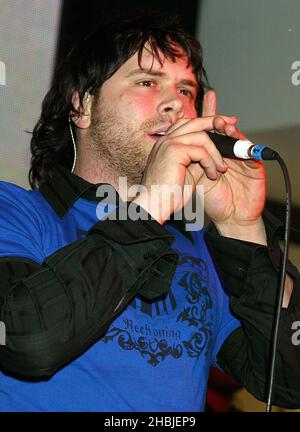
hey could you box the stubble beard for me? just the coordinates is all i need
[88,104,151,187]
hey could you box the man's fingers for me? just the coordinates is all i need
[166,115,238,138]
[165,118,190,135]
[212,116,249,142]
[213,116,238,134]
[180,144,219,181]
[224,124,247,140]
[164,132,227,173]
[202,89,217,117]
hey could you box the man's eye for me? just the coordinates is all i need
[138,80,155,87]
[178,88,194,98]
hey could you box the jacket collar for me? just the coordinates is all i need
[39,165,112,218]
[39,165,194,242]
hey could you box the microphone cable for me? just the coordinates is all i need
[265,153,292,412]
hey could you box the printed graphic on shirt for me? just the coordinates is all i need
[102,252,214,366]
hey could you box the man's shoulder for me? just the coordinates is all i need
[0,181,46,208]
[0,181,51,261]
[0,180,54,225]
[0,180,29,199]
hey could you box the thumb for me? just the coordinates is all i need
[202,89,217,117]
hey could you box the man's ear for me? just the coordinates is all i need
[70,91,93,129]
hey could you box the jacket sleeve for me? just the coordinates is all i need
[0,204,178,379]
[204,210,300,409]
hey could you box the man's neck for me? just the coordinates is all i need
[73,157,132,202]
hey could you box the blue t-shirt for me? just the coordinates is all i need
[0,181,240,411]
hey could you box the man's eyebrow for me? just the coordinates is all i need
[180,79,199,90]
[125,68,198,89]
[125,68,164,78]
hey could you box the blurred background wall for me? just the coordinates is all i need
[0,0,61,186]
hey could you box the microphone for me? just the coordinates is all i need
[206,131,278,160]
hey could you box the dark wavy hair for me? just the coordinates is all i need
[29,10,209,189]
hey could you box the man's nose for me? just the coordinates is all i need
[157,90,184,121]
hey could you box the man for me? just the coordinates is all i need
[0,11,299,411]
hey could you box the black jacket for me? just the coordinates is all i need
[0,166,299,408]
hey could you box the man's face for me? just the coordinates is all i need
[87,45,198,185]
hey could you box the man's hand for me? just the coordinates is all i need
[134,112,236,224]
[203,90,294,309]
[134,89,266,244]
[200,89,267,243]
